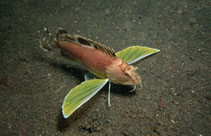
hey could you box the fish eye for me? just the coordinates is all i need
[126,66,131,71]
[124,73,130,77]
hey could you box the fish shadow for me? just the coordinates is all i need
[56,109,82,132]
[110,83,136,96]
[49,61,85,82]
[57,110,70,131]
[36,54,85,82]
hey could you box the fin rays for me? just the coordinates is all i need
[74,35,116,57]
[62,79,109,118]
[40,27,57,51]
[116,46,160,64]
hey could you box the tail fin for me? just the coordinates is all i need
[40,27,76,51]
[39,27,57,51]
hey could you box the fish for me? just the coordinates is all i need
[40,27,160,118]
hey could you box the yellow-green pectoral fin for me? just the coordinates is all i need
[116,46,160,64]
[62,78,109,118]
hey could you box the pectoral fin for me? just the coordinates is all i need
[62,78,109,118]
[116,46,160,64]
[84,72,98,81]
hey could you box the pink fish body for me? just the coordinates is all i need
[40,28,141,86]
[40,27,160,118]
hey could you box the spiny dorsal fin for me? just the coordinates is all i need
[56,28,75,42]
[55,28,116,57]
[74,35,116,57]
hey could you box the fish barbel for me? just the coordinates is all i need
[40,28,141,86]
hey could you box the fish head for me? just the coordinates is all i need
[106,58,141,86]
[119,63,141,85]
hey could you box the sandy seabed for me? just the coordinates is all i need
[0,0,210,135]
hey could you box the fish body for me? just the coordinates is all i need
[57,41,113,78]
[40,27,160,118]
[40,28,141,85]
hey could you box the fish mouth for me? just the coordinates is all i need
[133,74,141,85]
[115,74,141,86]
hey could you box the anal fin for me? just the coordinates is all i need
[60,50,79,65]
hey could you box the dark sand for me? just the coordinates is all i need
[0,0,210,135]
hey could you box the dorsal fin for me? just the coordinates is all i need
[74,35,116,57]
[55,28,116,57]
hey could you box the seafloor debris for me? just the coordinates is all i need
[0,75,8,86]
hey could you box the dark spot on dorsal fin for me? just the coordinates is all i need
[77,37,91,46]
[75,35,116,57]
